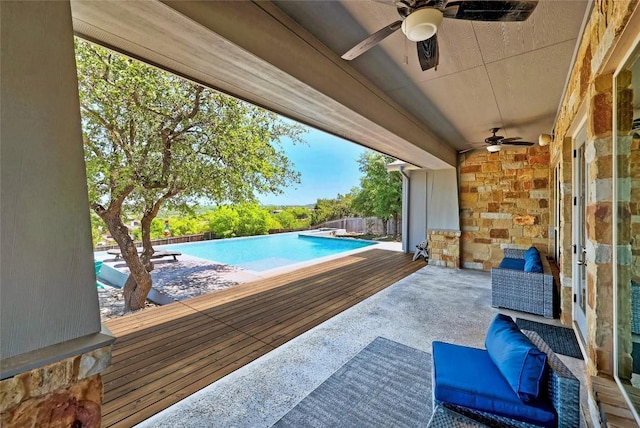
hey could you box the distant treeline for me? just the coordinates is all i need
[92,204,313,245]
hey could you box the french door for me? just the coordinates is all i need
[573,126,588,338]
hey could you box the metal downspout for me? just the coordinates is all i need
[399,166,410,253]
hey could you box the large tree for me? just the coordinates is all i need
[311,193,356,226]
[351,153,402,238]
[76,39,304,311]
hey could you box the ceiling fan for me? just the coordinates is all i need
[459,127,535,153]
[342,0,538,71]
[458,128,535,155]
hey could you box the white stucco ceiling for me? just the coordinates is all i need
[274,0,589,148]
[70,0,591,168]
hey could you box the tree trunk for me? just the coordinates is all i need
[99,208,153,312]
[382,218,388,236]
[139,209,156,268]
[392,213,399,240]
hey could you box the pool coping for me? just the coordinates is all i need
[94,237,401,306]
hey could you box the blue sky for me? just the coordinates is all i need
[259,127,371,206]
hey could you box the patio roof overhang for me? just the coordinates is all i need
[70,0,590,170]
[71,0,455,170]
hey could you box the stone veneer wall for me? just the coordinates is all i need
[458,146,551,271]
[0,346,111,427]
[550,0,638,377]
[427,230,461,268]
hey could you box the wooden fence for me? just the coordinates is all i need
[94,217,400,251]
[316,217,400,236]
[94,233,207,252]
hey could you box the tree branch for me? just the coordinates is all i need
[81,104,134,163]
[83,136,102,159]
[107,184,135,216]
[132,91,174,121]
[185,86,204,120]
[166,86,204,135]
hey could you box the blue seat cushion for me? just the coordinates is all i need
[499,257,525,271]
[433,341,556,427]
[485,314,547,402]
[524,247,543,273]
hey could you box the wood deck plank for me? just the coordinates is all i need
[103,339,273,427]
[109,312,214,360]
[106,343,275,428]
[104,331,266,405]
[102,249,421,427]
[202,251,406,325]
[591,376,638,427]
[104,320,239,383]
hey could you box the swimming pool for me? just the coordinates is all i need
[160,233,377,271]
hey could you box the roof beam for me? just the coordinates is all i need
[71,0,455,168]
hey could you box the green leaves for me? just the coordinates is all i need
[75,38,304,228]
[311,193,356,225]
[351,152,402,222]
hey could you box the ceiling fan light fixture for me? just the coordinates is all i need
[401,8,443,42]
[486,145,502,153]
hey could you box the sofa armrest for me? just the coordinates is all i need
[523,331,580,428]
[503,248,526,259]
[491,267,555,318]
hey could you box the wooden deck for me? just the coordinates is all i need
[591,376,639,427]
[102,248,423,427]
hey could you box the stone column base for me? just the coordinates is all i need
[1,345,112,427]
[427,230,461,268]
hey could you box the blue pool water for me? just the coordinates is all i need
[160,233,377,271]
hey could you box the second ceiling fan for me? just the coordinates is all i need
[342,0,538,71]
[459,127,536,153]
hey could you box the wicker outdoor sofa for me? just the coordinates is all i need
[491,248,556,319]
[432,314,580,428]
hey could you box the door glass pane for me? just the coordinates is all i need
[615,44,640,415]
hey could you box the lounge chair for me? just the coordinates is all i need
[413,239,429,262]
[94,260,103,288]
[106,248,181,261]
[431,314,580,427]
[491,247,556,318]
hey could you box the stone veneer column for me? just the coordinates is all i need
[585,73,615,376]
[427,230,461,268]
[0,347,111,427]
[1,1,114,425]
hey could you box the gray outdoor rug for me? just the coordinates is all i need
[516,318,584,360]
[273,337,432,428]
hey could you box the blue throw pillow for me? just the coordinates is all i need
[524,247,543,273]
[485,314,547,402]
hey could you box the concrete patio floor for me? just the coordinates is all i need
[136,264,591,428]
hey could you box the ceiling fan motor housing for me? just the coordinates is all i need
[401,8,443,41]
